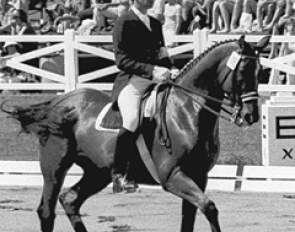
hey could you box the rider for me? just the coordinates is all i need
[111,0,174,193]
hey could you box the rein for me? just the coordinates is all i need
[170,52,260,123]
[166,81,258,124]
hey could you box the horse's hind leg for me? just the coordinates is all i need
[163,169,221,232]
[59,162,111,232]
[38,178,65,232]
[37,138,74,232]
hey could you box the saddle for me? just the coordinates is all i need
[99,82,169,132]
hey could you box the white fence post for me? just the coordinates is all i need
[193,29,201,58]
[64,29,79,92]
[193,28,209,58]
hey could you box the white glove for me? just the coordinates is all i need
[152,66,171,82]
[170,68,179,80]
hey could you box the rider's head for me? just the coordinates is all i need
[133,0,155,14]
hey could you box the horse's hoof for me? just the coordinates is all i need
[112,175,138,194]
[124,181,138,193]
[112,175,124,193]
[113,184,124,193]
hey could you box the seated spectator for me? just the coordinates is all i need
[0,9,36,37]
[210,0,235,33]
[278,0,294,25]
[78,0,129,31]
[11,0,29,15]
[55,14,80,33]
[210,0,222,32]
[0,0,15,27]
[82,0,92,10]
[162,0,182,46]
[76,18,97,35]
[181,0,215,33]
[92,0,130,30]
[253,0,285,33]
[196,0,216,27]
[180,0,202,34]
[271,0,293,56]
[231,0,257,33]
[45,0,70,27]
[0,9,38,81]
[2,41,20,56]
[269,17,295,85]
[191,2,208,31]
[54,0,81,33]
[230,0,243,31]
[148,0,166,23]
[282,17,295,84]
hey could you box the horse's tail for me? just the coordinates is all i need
[1,97,78,143]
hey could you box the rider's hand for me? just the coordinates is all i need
[152,66,171,82]
[170,68,179,80]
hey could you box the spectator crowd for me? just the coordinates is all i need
[1,0,295,85]
[0,1,294,50]
[1,0,295,49]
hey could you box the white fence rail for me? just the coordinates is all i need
[1,161,295,193]
[0,30,197,92]
[1,29,295,93]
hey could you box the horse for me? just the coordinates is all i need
[2,35,269,232]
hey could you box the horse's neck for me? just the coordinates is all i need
[177,45,232,100]
[177,57,218,93]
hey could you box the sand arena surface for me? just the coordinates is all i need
[0,187,294,232]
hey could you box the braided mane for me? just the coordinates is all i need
[176,39,238,80]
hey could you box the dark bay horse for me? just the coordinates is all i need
[3,35,269,232]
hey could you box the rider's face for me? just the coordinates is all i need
[134,0,155,11]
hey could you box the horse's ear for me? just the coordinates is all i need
[255,35,271,53]
[238,34,246,49]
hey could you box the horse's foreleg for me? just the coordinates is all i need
[181,200,197,232]
[163,168,221,232]
[59,168,111,232]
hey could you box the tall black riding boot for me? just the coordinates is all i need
[112,128,137,193]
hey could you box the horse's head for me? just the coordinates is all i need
[220,35,270,126]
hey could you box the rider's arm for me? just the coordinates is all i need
[113,17,156,79]
[113,15,174,79]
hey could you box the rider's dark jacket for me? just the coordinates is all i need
[111,8,173,104]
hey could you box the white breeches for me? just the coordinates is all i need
[117,76,153,132]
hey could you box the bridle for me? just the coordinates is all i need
[167,52,261,126]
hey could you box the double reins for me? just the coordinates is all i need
[166,81,242,124]
[166,53,260,124]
